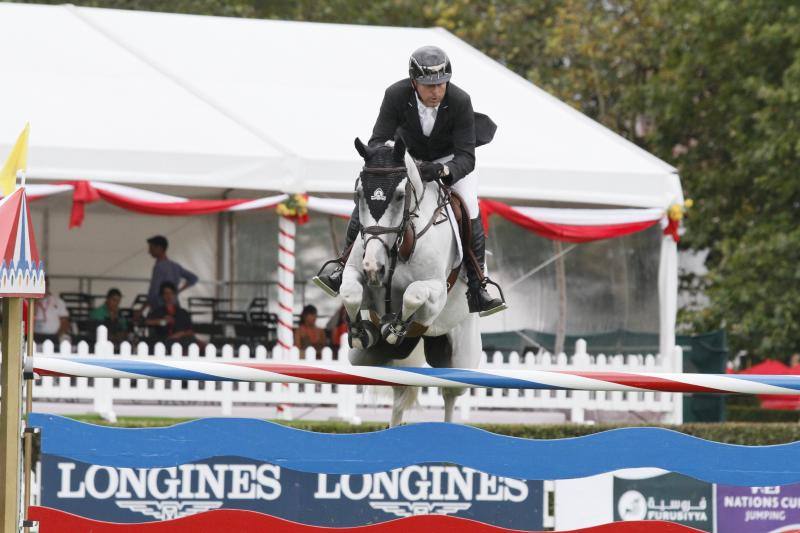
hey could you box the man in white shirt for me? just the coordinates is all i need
[35,280,71,339]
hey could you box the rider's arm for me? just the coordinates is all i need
[442,93,477,185]
[369,86,402,147]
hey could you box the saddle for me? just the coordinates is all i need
[397,188,470,293]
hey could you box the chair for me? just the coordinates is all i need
[188,297,229,323]
[247,297,269,312]
[131,294,149,310]
[236,311,278,349]
[59,292,93,310]
[209,310,249,347]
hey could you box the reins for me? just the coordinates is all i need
[357,163,442,314]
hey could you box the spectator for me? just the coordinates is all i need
[146,235,198,309]
[790,353,800,369]
[90,288,130,344]
[325,306,349,349]
[146,281,197,347]
[295,304,326,354]
[34,278,71,342]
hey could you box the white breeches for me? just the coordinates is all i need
[434,154,479,219]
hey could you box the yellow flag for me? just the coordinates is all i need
[1,123,30,196]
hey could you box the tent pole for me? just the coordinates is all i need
[658,234,680,421]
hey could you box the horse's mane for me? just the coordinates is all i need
[377,140,424,209]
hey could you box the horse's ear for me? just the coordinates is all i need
[354,137,368,159]
[393,136,406,162]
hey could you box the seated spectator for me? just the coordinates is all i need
[145,281,196,347]
[34,278,71,342]
[91,288,130,344]
[325,305,349,349]
[295,304,326,355]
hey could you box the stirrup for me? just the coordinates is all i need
[312,258,344,298]
[478,277,508,318]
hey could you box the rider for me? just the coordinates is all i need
[314,45,506,317]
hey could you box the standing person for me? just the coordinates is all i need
[313,45,506,316]
[34,277,71,341]
[145,235,198,309]
[294,304,326,354]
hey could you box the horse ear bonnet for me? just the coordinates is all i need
[362,175,403,221]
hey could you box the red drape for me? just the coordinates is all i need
[479,199,661,243]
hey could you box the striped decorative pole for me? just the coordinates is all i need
[276,216,296,357]
[30,357,800,396]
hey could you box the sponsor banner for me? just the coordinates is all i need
[41,455,543,529]
[613,472,713,532]
[717,484,800,533]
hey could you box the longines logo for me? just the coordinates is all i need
[55,462,529,521]
[370,188,386,201]
[369,501,472,517]
[116,500,222,520]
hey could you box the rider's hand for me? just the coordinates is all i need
[418,161,445,182]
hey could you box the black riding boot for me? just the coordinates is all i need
[313,207,360,297]
[466,217,507,317]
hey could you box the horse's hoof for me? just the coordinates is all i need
[381,322,406,345]
[349,320,379,349]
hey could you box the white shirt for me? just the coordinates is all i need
[35,294,69,335]
[416,95,439,137]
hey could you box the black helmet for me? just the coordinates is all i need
[408,45,452,85]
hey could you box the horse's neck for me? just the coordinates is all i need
[414,180,440,214]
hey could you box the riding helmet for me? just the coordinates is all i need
[408,45,452,85]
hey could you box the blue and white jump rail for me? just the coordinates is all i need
[30,355,800,395]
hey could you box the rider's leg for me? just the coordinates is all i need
[451,170,507,317]
[312,207,360,297]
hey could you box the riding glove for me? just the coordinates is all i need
[418,161,449,182]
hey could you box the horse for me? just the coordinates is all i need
[339,137,482,426]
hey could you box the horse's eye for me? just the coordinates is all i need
[394,190,405,200]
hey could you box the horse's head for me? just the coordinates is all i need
[353,137,422,287]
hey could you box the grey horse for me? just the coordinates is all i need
[340,138,482,426]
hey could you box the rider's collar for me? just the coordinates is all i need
[415,93,440,113]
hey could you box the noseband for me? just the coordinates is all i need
[356,164,424,313]
[357,166,418,254]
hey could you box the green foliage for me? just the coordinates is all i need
[727,405,800,423]
[68,414,800,445]
[17,0,800,358]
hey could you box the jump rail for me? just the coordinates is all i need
[30,356,800,394]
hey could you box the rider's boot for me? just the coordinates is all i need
[465,217,507,317]
[313,208,360,297]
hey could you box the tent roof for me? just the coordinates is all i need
[0,3,682,208]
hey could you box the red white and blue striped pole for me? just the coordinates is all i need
[29,356,800,395]
[276,216,296,357]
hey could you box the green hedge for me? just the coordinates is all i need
[67,415,800,445]
[726,406,800,423]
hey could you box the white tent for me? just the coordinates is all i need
[0,3,683,356]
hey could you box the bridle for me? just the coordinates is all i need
[356,163,447,313]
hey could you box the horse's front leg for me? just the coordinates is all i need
[341,265,380,350]
[382,279,447,345]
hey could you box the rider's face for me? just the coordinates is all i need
[414,81,447,107]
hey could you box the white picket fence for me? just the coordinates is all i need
[32,326,684,424]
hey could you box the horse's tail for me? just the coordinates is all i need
[390,385,418,426]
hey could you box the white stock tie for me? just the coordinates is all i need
[421,106,436,137]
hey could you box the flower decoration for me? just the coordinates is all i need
[276,193,309,224]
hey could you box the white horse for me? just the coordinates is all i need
[340,137,482,426]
